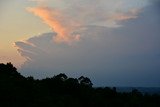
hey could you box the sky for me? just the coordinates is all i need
[0,0,160,87]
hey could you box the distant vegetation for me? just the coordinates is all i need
[0,63,160,107]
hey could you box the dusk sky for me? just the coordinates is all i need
[0,0,160,87]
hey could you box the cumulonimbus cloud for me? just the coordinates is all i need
[13,0,160,87]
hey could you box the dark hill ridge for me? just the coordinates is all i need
[116,87,160,95]
[0,63,160,107]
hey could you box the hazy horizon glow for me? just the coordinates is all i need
[0,0,160,87]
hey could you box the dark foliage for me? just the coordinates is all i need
[0,63,160,107]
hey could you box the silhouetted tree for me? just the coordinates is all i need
[0,63,160,107]
[54,73,68,81]
[78,76,93,87]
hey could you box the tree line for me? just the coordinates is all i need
[0,63,160,107]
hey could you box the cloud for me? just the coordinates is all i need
[27,0,149,43]
[15,0,160,86]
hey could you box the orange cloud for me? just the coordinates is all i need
[27,6,80,43]
[109,9,140,21]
